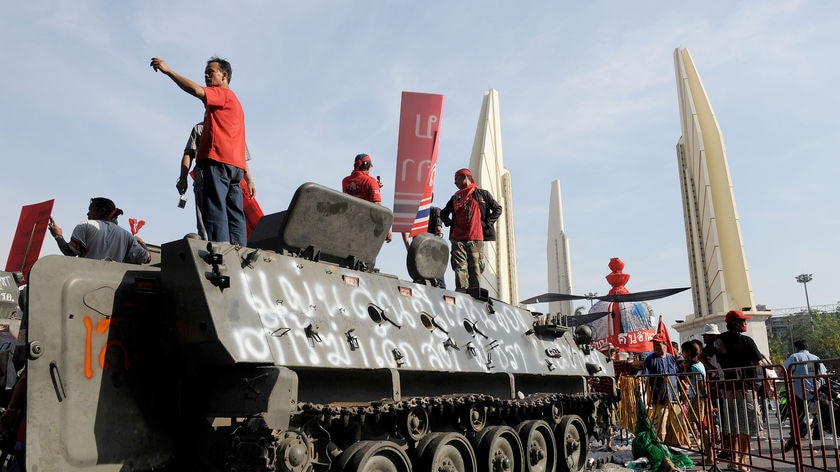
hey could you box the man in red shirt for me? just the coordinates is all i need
[440,169,502,291]
[342,153,392,242]
[151,56,255,244]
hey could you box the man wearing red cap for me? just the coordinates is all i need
[440,169,502,292]
[342,153,392,242]
[713,310,767,471]
[642,332,681,444]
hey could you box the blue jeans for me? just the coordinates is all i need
[194,160,246,244]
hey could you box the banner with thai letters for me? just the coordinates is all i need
[392,92,445,235]
[5,199,54,284]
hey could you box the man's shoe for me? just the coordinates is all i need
[784,437,795,452]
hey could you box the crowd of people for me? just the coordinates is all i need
[599,310,835,472]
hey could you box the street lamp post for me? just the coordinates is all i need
[795,273,814,332]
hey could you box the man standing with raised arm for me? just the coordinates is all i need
[151,56,255,244]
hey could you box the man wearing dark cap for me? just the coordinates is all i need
[713,310,767,470]
[642,332,681,443]
[342,153,392,242]
[440,168,502,292]
[48,197,150,264]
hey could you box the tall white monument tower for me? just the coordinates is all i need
[547,180,574,317]
[468,89,519,304]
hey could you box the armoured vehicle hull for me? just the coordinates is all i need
[9,183,614,472]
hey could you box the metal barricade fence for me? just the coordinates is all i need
[785,357,840,471]
[619,361,840,472]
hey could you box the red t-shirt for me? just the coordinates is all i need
[450,191,483,241]
[342,171,381,203]
[197,86,247,170]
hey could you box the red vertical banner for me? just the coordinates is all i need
[5,199,55,284]
[392,91,445,234]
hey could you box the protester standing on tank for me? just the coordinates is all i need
[713,310,768,471]
[48,197,150,264]
[177,122,253,240]
[151,56,255,245]
[642,332,681,444]
[342,153,392,243]
[440,169,502,292]
[783,340,827,452]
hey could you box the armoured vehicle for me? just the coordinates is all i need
[2,183,614,472]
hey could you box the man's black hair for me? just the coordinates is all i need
[90,197,123,220]
[794,340,808,351]
[208,56,233,83]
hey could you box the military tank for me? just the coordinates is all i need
[6,182,614,472]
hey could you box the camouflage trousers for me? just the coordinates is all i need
[451,240,485,290]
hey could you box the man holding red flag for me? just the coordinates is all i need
[642,330,681,444]
[48,198,150,264]
[655,316,676,355]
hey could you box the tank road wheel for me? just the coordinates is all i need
[336,441,412,472]
[463,403,487,433]
[473,426,524,472]
[515,421,556,472]
[547,402,563,424]
[404,407,431,442]
[415,432,477,472]
[555,415,587,472]
[276,431,314,472]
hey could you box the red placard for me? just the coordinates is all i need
[392,92,445,234]
[5,200,54,284]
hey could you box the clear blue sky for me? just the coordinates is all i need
[1,1,837,331]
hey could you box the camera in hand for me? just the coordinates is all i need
[178,194,188,209]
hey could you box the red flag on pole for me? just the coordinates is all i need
[656,316,675,355]
[5,200,54,284]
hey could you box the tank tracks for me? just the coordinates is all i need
[215,391,613,472]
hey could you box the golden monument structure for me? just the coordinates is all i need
[672,48,770,352]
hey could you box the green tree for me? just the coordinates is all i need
[768,306,840,367]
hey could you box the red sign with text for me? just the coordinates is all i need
[392,92,445,234]
[5,200,54,284]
